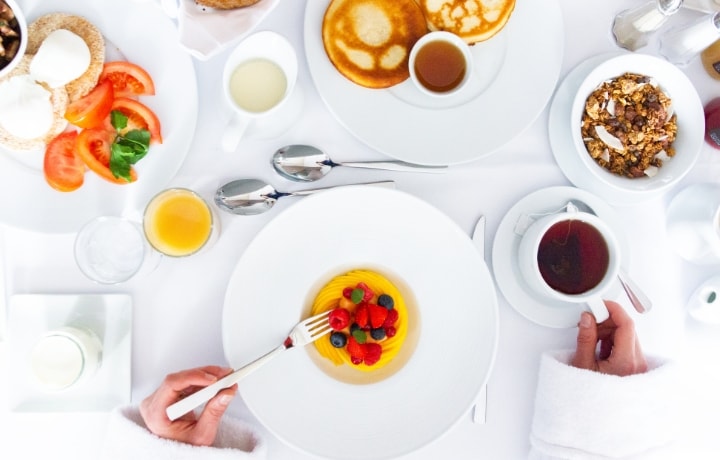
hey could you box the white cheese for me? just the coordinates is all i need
[30,29,91,88]
[0,75,54,139]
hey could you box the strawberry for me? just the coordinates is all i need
[328,307,350,330]
[383,308,399,327]
[363,343,382,366]
[346,336,365,365]
[355,304,369,328]
[368,303,388,328]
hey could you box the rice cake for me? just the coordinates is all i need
[322,0,427,89]
[195,0,263,9]
[417,0,516,44]
[26,13,104,101]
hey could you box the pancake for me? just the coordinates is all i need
[417,0,516,44]
[195,0,263,9]
[322,0,427,89]
[0,55,69,152]
[26,13,104,101]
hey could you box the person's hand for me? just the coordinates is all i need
[140,366,237,446]
[571,300,648,376]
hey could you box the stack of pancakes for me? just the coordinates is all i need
[0,13,104,151]
[322,0,516,89]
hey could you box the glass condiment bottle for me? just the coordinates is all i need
[612,0,684,51]
[703,97,720,149]
[701,39,720,78]
[659,10,720,66]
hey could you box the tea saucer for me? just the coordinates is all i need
[6,294,132,411]
[492,186,630,328]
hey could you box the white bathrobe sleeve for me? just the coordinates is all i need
[529,350,680,460]
[101,405,267,460]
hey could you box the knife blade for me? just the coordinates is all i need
[471,215,487,424]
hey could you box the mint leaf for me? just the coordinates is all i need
[351,288,364,304]
[351,329,367,344]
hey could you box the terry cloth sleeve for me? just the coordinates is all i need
[529,350,680,460]
[101,405,267,460]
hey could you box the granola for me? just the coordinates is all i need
[580,72,677,178]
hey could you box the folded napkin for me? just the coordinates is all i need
[529,350,680,460]
[176,0,280,60]
[101,405,267,460]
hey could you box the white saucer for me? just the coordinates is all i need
[7,294,132,411]
[548,52,654,206]
[491,186,630,328]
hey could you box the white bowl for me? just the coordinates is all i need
[0,0,28,79]
[570,53,704,198]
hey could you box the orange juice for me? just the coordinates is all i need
[143,188,213,257]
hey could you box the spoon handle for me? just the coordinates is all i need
[289,180,395,196]
[618,268,652,313]
[340,161,447,173]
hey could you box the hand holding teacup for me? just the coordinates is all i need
[518,206,621,322]
[221,31,298,152]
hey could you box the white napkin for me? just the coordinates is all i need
[175,0,280,60]
[529,350,680,460]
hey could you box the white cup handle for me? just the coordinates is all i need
[586,296,609,323]
[221,114,252,153]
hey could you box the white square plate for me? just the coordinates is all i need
[6,294,132,412]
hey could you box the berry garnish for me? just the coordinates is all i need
[377,294,394,309]
[368,303,388,328]
[385,326,397,338]
[355,304,369,328]
[370,327,386,340]
[347,336,365,364]
[363,343,382,366]
[328,307,351,330]
[342,287,353,299]
[383,308,399,327]
[329,331,347,348]
[356,282,374,302]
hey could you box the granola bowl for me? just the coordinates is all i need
[0,0,27,79]
[570,53,703,198]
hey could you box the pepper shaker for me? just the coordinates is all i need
[612,0,683,51]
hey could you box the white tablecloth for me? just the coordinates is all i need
[1,0,719,458]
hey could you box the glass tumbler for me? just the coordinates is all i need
[659,10,720,65]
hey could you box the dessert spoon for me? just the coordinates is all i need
[214,178,395,215]
[272,144,447,182]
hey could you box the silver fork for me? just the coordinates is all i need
[166,310,332,421]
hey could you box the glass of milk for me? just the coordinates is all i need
[30,327,103,392]
[220,31,298,153]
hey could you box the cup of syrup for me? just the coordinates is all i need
[518,209,621,322]
[409,31,472,97]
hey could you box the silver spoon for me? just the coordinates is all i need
[272,144,447,182]
[567,201,652,313]
[214,178,396,216]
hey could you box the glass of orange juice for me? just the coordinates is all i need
[143,188,217,257]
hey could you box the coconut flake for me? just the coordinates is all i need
[666,104,674,122]
[655,150,670,162]
[644,165,659,177]
[606,98,615,117]
[601,149,610,162]
[594,125,625,151]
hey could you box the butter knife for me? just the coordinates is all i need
[471,215,487,424]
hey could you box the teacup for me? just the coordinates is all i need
[518,209,620,322]
[408,31,472,97]
[30,326,103,392]
[221,30,298,152]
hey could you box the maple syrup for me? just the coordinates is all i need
[413,40,467,93]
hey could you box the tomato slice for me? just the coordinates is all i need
[111,97,162,144]
[44,131,85,192]
[64,80,115,129]
[76,128,138,184]
[99,61,156,98]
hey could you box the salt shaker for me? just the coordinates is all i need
[659,10,720,65]
[612,0,683,51]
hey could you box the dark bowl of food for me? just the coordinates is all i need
[0,0,27,78]
[570,53,704,198]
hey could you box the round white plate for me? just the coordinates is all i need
[303,0,564,166]
[492,186,630,328]
[223,186,498,460]
[548,52,703,205]
[0,0,198,233]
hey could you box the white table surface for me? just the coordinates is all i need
[1,0,720,458]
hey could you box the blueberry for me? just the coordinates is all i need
[377,294,394,310]
[329,331,347,348]
[370,328,386,340]
[349,323,361,334]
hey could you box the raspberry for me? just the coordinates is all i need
[355,304,369,328]
[356,282,374,302]
[383,308,399,327]
[346,336,365,364]
[342,287,353,299]
[385,326,397,338]
[328,307,350,330]
[368,303,388,328]
[363,343,382,366]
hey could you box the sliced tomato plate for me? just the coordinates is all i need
[111,97,163,144]
[100,61,156,98]
[64,80,115,129]
[76,128,138,185]
[43,131,85,192]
